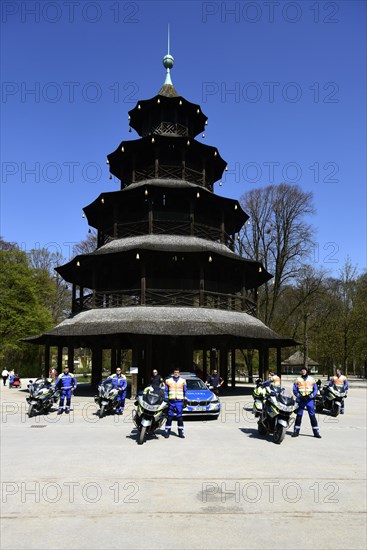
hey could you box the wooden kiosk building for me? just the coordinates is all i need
[27,51,295,387]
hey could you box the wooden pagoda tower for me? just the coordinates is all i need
[27,49,295,387]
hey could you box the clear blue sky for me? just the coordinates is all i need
[1,0,366,276]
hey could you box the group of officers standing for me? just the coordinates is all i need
[262,367,348,438]
[53,363,347,439]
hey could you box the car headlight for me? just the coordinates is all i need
[211,398,219,403]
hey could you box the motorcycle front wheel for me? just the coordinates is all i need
[99,405,106,418]
[331,403,340,417]
[138,426,147,445]
[257,421,267,435]
[28,404,35,418]
[273,424,286,444]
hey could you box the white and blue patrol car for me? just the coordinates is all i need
[179,372,221,418]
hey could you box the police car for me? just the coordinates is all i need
[179,372,221,418]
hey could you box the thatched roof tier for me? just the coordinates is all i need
[56,235,272,289]
[24,307,295,347]
[96,235,237,256]
[84,180,248,235]
[128,94,207,138]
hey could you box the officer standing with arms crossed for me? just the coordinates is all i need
[55,366,77,415]
[292,367,321,438]
[164,368,187,439]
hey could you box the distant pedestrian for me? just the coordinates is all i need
[2,368,9,386]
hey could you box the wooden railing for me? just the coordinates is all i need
[130,164,206,186]
[73,289,256,316]
[98,221,235,250]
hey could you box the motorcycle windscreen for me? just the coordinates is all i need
[143,388,165,406]
[276,388,296,407]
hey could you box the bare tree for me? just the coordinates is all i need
[238,184,315,326]
[72,230,98,257]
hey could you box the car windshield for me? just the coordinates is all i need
[186,379,207,390]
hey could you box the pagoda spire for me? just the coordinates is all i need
[158,24,179,97]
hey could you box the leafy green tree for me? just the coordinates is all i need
[0,245,54,371]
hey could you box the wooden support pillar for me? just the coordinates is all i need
[264,348,269,382]
[141,261,146,305]
[57,346,63,373]
[258,348,264,379]
[199,264,205,306]
[190,198,195,236]
[220,344,228,387]
[143,337,152,389]
[117,348,122,371]
[231,348,236,388]
[148,200,153,234]
[44,344,50,378]
[155,158,159,178]
[110,347,117,374]
[220,220,225,244]
[91,347,103,388]
[132,343,143,392]
[210,348,217,374]
[67,346,74,373]
[276,348,282,379]
[202,348,208,381]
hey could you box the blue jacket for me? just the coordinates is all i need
[55,373,77,391]
[106,374,127,392]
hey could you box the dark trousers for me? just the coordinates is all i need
[3,376,8,386]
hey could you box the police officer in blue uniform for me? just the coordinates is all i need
[55,366,77,415]
[106,368,127,415]
[292,367,321,438]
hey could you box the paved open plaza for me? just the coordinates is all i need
[1,378,366,550]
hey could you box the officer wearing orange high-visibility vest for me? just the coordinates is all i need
[292,367,321,438]
[262,370,281,389]
[329,369,348,414]
[164,368,187,439]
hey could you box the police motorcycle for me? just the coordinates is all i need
[94,380,119,418]
[26,378,59,417]
[315,382,347,417]
[252,378,266,417]
[133,385,169,445]
[257,384,298,444]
